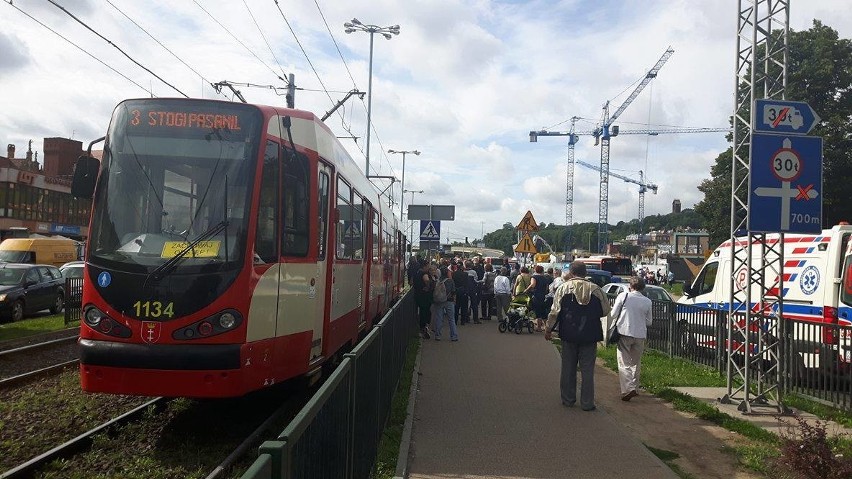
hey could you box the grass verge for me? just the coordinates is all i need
[371,336,421,479]
[0,314,74,342]
[598,345,852,474]
[645,445,695,479]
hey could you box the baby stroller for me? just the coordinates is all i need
[498,294,536,334]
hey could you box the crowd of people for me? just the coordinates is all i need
[407,254,656,412]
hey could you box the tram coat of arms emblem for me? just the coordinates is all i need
[142,321,162,343]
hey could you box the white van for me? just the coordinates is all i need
[678,224,852,375]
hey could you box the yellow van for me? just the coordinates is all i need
[0,238,79,267]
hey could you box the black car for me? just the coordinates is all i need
[60,261,85,305]
[0,263,65,322]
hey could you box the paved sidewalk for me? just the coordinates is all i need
[406,320,677,479]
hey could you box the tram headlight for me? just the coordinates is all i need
[219,312,236,329]
[85,307,105,327]
[0,294,6,302]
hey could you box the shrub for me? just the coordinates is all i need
[774,416,852,479]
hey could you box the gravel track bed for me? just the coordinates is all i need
[0,369,151,474]
[0,338,80,381]
[1,367,306,479]
[0,327,80,352]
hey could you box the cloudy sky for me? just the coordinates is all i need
[1,0,850,244]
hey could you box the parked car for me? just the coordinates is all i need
[60,261,85,305]
[0,263,65,322]
[601,282,676,341]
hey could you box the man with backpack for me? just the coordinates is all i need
[431,267,458,341]
[545,261,611,412]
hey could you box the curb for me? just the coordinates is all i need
[393,338,423,479]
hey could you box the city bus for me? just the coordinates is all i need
[577,255,633,278]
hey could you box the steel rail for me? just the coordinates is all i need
[0,397,168,479]
[0,359,80,389]
[0,335,78,358]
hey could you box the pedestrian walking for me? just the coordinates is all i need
[406,255,420,287]
[466,261,482,323]
[480,263,497,320]
[545,261,611,411]
[413,258,434,339]
[431,267,458,341]
[452,263,470,325]
[526,265,553,332]
[610,277,653,401]
[493,267,512,321]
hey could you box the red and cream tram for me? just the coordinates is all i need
[72,98,405,397]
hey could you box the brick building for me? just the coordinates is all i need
[0,137,91,241]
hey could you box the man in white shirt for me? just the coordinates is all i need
[493,268,512,322]
[609,277,653,401]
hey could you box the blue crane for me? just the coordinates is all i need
[575,159,657,241]
[593,46,674,253]
[530,124,729,252]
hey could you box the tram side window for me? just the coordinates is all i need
[281,151,309,256]
[336,178,352,259]
[317,171,330,260]
[255,141,279,263]
[351,191,363,261]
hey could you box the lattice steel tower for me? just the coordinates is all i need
[724,0,790,414]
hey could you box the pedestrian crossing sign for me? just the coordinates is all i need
[514,232,538,254]
[516,210,539,232]
[420,220,441,240]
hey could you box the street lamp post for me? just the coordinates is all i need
[404,188,423,254]
[344,18,400,177]
[387,149,419,225]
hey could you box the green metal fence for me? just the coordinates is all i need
[241,290,416,479]
[64,277,83,326]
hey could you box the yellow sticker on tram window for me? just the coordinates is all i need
[161,241,221,258]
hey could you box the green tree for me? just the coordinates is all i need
[695,21,852,242]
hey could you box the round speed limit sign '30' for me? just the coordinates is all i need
[736,267,748,291]
[771,139,802,182]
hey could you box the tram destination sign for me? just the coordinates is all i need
[408,204,455,221]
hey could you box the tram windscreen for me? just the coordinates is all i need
[88,99,262,274]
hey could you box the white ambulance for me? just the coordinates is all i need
[677,224,852,377]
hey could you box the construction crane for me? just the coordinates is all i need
[575,160,657,240]
[530,125,730,250]
[593,46,674,253]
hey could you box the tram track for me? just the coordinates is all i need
[0,331,79,385]
[0,397,169,479]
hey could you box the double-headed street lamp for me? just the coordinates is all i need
[387,149,420,223]
[344,18,400,177]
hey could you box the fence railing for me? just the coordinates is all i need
[241,291,416,479]
[64,277,83,326]
[643,298,852,412]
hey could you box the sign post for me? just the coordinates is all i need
[514,210,539,261]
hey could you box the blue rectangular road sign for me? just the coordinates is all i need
[754,99,821,135]
[749,133,822,233]
[420,220,441,241]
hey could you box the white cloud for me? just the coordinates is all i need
[0,0,848,243]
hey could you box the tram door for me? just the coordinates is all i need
[312,162,333,360]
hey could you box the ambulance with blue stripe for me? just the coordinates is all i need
[678,224,852,378]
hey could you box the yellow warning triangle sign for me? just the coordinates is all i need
[515,210,539,231]
[514,232,538,254]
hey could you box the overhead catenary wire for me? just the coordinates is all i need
[309,0,398,178]
[45,0,188,98]
[194,0,290,86]
[4,1,153,96]
[104,0,228,100]
[241,0,290,82]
